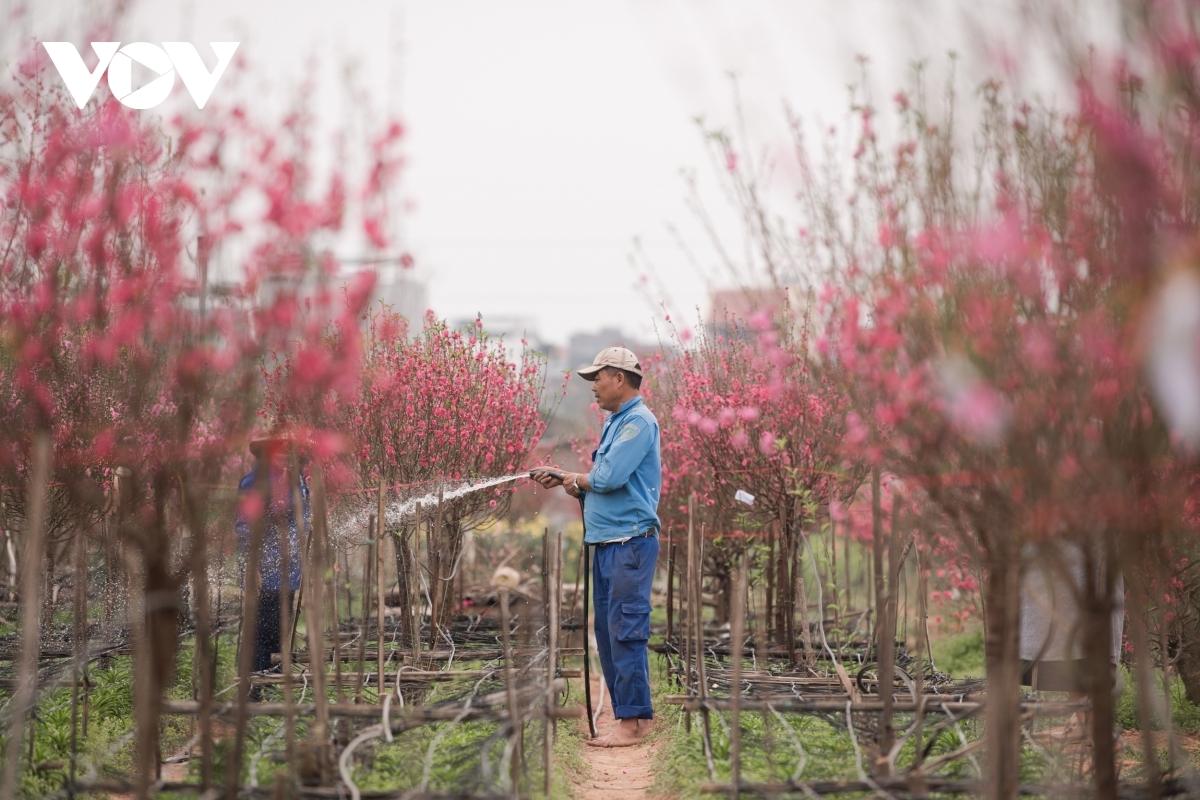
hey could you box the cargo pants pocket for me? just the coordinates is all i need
[616,600,652,642]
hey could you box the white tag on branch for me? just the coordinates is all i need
[734,489,755,506]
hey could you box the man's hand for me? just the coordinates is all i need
[530,468,587,497]
[529,468,565,489]
[564,475,582,498]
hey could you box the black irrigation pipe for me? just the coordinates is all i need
[578,493,595,739]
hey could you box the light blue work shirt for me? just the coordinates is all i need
[584,395,661,544]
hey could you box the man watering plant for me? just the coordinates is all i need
[236,435,308,698]
[532,347,660,747]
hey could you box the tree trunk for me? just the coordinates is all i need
[425,514,464,638]
[717,570,730,626]
[1176,592,1200,705]
[780,520,796,665]
[794,533,813,667]
[393,525,416,643]
[982,544,1022,800]
[1086,540,1119,800]
[766,521,775,646]
[138,471,181,798]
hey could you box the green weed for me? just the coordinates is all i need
[1116,667,1200,733]
[930,625,985,679]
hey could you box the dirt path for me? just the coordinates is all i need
[571,676,662,799]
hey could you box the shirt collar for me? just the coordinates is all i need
[601,395,643,434]
[616,395,643,415]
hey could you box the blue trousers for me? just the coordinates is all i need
[592,535,659,720]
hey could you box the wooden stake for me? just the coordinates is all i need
[766,519,775,646]
[543,530,561,798]
[411,505,424,669]
[376,481,386,700]
[430,491,443,652]
[691,496,716,778]
[871,467,884,664]
[280,454,307,776]
[876,474,899,775]
[180,478,214,791]
[684,497,694,732]
[498,588,521,798]
[1,434,49,800]
[844,515,852,618]
[730,554,748,799]
[305,464,332,780]
[69,521,86,797]
[331,543,343,704]
[665,537,676,649]
[910,534,928,795]
[355,518,372,704]
[225,461,267,800]
[794,497,813,667]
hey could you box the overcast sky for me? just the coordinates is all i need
[20,0,1117,344]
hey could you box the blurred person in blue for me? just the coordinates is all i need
[236,435,308,689]
[532,347,660,747]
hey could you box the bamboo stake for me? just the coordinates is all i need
[282,453,308,776]
[0,434,49,800]
[543,530,561,798]
[286,494,313,657]
[730,554,748,799]
[498,587,521,798]
[691,497,716,779]
[568,542,584,635]
[581,539,595,739]
[226,460,268,800]
[541,532,548,631]
[180,479,213,791]
[355,517,372,704]
[411,505,423,669]
[376,480,386,699]
[126,519,155,798]
[430,491,443,651]
[876,477,899,774]
[766,518,775,646]
[794,498,813,667]
[343,548,352,631]
[665,537,676,649]
[781,509,796,666]
[829,511,838,630]
[910,534,929,795]
[871,468,884,665]
[683,498,693,691]
[69,521,86,798]
[102,516,114,640]
[683,497,693,732]
[306,463,332,781]
[844,515,852,621]
[331,542,343,704]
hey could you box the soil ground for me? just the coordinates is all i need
[570,675,662,799]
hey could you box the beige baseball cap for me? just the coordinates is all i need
[577,346,643,380]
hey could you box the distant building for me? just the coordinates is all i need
[707,287,792,331]
[452,314,542,343]
[373,267,429,331]
[567,328,656,369]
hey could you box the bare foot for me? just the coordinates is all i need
[587,718,652,748]
[1050,712,1087,742]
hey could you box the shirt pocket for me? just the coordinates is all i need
[616,600,652,642]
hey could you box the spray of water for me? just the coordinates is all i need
[329,472,533,542]
[382,473,531,525]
